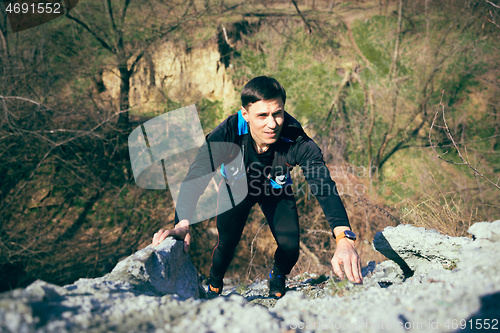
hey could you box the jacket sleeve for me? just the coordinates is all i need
[295,135,351,233]
[174,118,233,224]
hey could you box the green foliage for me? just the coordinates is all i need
[352,16,393,77]
[230,25,340,128]
[235,282,249,294]
[240,48,269,76]
[376,151,419,203]
[325,277,350,296]
[197,98,225,135]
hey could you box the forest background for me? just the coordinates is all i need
[1,0,499,292]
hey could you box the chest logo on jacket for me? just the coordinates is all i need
[275,174,287,186]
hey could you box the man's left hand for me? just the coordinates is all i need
[331,238,363,284]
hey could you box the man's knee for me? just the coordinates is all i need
[215,239,240,253]
[278,240,300,258]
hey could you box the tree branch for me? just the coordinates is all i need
[345,21,375,75]
[291,0,312,34]
[486,10,500,29]
[388,0,403,80]
[65,11,116,54]
[105,0,118,34]
[429,91,500,191]
[486,0,500,9]
[0,95,132,212]
[321,70,349,131]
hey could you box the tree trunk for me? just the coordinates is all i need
[367,88,376,179]
[0,13,9,63]
[118,61,131,127]
[388,0,403,80]
[376,0,403,168]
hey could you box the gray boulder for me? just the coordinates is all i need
[0,237,205,333]
[1,221,500,333]
[102,236,204,299]
[372,223,471,276]
[362,260,405,288]
[468,220,500,242]
[271,220,500,333]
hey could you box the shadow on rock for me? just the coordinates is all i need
[372,233,414,278]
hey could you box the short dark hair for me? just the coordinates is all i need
[241,76,286,109]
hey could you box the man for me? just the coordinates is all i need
[152,76,362,299]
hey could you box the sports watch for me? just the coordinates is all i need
[335,230,356,243]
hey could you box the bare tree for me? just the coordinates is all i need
[331,0,481,174]
[0,25,162,289]
[64,0,204,127]
[0,85,178,290]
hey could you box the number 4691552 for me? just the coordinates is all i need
[5,2,62,14]
[444,319,498,330]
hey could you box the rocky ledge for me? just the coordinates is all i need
[1,221,499,333]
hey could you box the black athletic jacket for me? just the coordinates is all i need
[175,110,350,233]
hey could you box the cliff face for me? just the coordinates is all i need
[101,41,238,114]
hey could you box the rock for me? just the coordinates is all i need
[468,220,500,242]
[102,41,239,114]
[0,289,37,333]
[0,237,206,332]
[59,236,204,300]
[450,220,500,282]
[362,261,405,288]
[270,221,500,333]
[1,221,500,333]
[372,224,471,276]
[360,260,376,277]
[103,237,204,299]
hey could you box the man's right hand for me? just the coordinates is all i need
[152,219,191,253]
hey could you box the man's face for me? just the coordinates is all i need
[241,98,285,146]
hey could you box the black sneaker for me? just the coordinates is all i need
[206,283,223,299]
[268,269,286,299]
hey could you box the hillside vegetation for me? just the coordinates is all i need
[1,0,498,291]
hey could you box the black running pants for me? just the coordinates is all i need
[209,187,300,286]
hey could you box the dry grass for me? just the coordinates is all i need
[399,191,478,237]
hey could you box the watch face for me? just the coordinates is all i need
[344,230,356,240]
